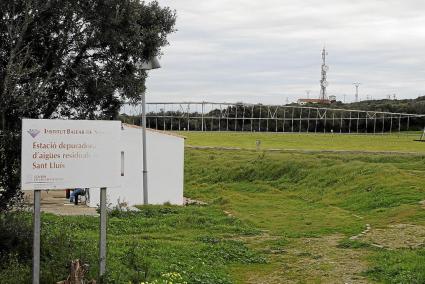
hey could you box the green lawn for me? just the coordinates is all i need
[179,132,425,153]
[2,133,425,283]
[184,148,425,283]
[0,206,264,283]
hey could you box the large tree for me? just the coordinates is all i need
[0,0,176,211]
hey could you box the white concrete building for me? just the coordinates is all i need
[297,98,331,105]
[87,124,185,208]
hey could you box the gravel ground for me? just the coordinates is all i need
[24,190,98,216]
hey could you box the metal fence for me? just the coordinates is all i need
[120,102,425,134]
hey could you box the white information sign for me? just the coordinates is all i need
[21,119,121,190]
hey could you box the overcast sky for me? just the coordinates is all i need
[146,0,425,104]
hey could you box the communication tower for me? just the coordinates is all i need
[320,48,329,101]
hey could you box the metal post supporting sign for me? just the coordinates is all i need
[32,190,109,283]
[99,187,107,279]
[33,190,41,284]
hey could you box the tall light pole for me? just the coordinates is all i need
[136,56,161,205]
[353,82,361,102]
[306,90,311,99]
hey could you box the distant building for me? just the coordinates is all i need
[328,95,337,102]
[297,98,331,105]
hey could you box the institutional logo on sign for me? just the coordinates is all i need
[27,129,40,138]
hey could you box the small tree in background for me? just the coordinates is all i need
[0,0,176,211]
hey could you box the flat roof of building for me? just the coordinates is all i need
[298,99,331,103]
[122,123,186,139]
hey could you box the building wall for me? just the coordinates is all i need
[87,127,184,208]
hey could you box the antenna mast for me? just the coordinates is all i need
[320,48,329,101]
[306,90,311,99]
[353,82,361,102]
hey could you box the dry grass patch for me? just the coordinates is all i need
[358,224,425,249]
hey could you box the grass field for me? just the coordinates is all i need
[182,132,425,283]
[185,148,425,283]
[0,206,264,283]
[2,132,425,283]
[181,132,425,153]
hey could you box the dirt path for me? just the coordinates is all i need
[24,191,98,216]
[356,223,425,249]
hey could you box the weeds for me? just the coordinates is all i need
[365,249,425,283]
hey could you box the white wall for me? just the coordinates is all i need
[88,127,184,208]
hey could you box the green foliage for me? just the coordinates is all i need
[0,212,98,283]
[0,256,31,284]
[1,0,176,120]
[339,96,425,115]
[186,149,425,217]
[365,249,425,283]
[0,0,176,211]
[142,272,188,284]
[0,212,33,262]
[184,147,425,280]
[0,205,264,283]
[124,97,425,132]
[337,238,372,249]
[123,244,152,283]
[126,133,422,282]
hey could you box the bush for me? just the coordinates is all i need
[0,212,33,263]
[0,212,98,282]
[0,204,265,283]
